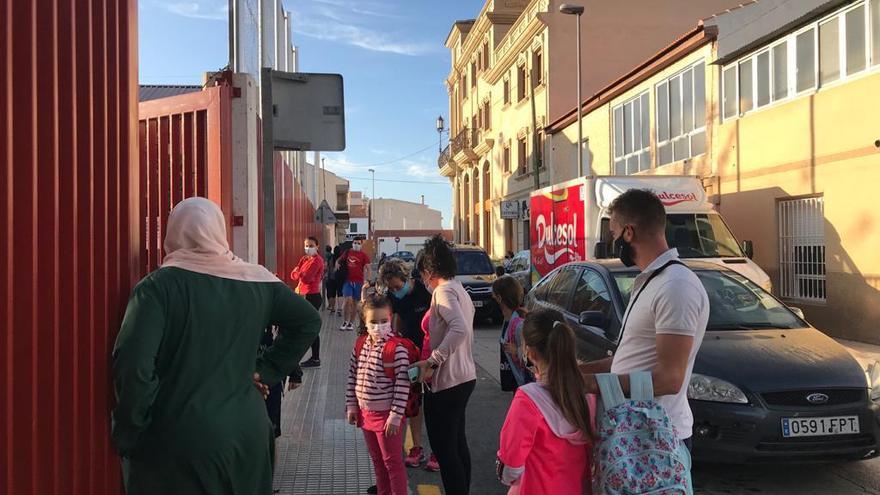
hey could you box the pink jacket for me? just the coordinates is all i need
[498,384,595,495]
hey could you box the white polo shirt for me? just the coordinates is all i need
[610,248,709,439]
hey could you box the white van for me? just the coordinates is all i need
[529,175,771,290]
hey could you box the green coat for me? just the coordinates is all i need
[112,267,321,495]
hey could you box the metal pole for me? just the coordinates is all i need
[575,13,584,177]
[530,57,540,193]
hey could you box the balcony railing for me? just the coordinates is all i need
[438,144,452,169]
[450,127,478,158]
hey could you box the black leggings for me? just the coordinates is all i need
[291,293,323,382]
[424,380,476,495]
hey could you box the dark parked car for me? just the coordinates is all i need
[505,250,532,293]
[388,250,415,263]
[524,259,880,463]
[451,244,502,324]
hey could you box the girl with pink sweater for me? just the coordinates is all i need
[496,308,595,495]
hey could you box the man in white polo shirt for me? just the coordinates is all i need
[581,189,709,444]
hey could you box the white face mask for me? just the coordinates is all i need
[305,247,317,256]
[352,243,363,251]
[367,321,392,340]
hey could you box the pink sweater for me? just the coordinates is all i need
[345,335,411,426]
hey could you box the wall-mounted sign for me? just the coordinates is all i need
[501,200,520,219]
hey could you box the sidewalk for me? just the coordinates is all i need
[273,312,376,495]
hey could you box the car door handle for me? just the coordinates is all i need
[606,350,614,357]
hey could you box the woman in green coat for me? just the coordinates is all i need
[112,197,321,495]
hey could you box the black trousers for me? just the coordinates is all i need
[424,379,476,495]
[291,293,324,383]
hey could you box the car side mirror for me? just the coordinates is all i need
[578,311,608,329]
[788,306,805,320]
[741,240,754,259]
[594,242,609,259]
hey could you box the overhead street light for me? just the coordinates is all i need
[560,3,585,177]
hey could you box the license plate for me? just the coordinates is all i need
[781,416,860,437]
[473,300,484,308]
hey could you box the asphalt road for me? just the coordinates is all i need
[449,321,880,495]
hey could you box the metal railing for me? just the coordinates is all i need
[450,127,478,157]
[438,144,452,169]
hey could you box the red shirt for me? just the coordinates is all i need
[291,254,325,295]
[343,249,371,284]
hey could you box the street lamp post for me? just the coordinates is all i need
[560,4,585,177]
[368,168,375,261]
[436,115,445,153]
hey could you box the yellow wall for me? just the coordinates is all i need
[716,71,880,343]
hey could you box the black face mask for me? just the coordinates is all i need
[614,234,636,267]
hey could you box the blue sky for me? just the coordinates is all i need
[139,0,479,228]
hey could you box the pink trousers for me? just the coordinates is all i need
[362,411,408,495]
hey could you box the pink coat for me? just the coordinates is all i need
[498,385,596,495]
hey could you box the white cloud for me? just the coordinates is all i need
[405,163,440,178]
[161,1,228,21]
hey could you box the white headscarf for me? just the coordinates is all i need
[161,197,279,283]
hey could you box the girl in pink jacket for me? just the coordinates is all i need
[497,308,595,495]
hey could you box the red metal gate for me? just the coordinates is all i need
[1,1,139,494]
[137,85,234,276]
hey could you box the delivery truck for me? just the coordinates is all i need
[529,175,771,290]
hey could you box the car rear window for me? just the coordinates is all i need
[455,250,494,275]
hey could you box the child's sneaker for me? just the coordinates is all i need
[339,321,349,331]
[404,446,425,468]
[425,453,440,472]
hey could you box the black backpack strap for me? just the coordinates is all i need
[618,260,687,342]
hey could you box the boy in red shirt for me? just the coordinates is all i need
[337,239,371,331]
[291,237,326,371]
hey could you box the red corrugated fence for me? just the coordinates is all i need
[1,1,139,494]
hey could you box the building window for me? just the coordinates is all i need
[872,0,880,66]
[517,136,527,174]
[721,1,880,121]
[778,196,826,302]
[350,223,358,233]
[517,64,527,101]
[656,62,706,166]
[795,27,817,93]
[613,91,650,175]
[503,142,511,173]
[819,16,840,85]
[483,101,491,130]
[461,75,468,100]
[532,49,543,87]
[482,42,490,70]
[471,61,477,87]
[503,77,510,104]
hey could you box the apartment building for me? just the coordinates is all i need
[439,0,747,258]
[547,0,880,343]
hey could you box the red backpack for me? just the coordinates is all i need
[354,334,422,417]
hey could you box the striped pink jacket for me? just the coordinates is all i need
[345,335,411,425]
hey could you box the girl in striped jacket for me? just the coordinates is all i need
[346,295,411,495]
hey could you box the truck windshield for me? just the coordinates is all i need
[455,251,495,275]
[665,213,744,258]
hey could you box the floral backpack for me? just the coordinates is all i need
[593,372,692,495]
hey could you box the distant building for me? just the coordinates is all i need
[370,198,444,231]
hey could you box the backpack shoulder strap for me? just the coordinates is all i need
[596,373,627,409]
[629,371,654,401]
[381,338,403,379]
[619,259,687,341]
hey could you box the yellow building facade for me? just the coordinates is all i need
[440,0,750,259]
[548,0,880,343]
